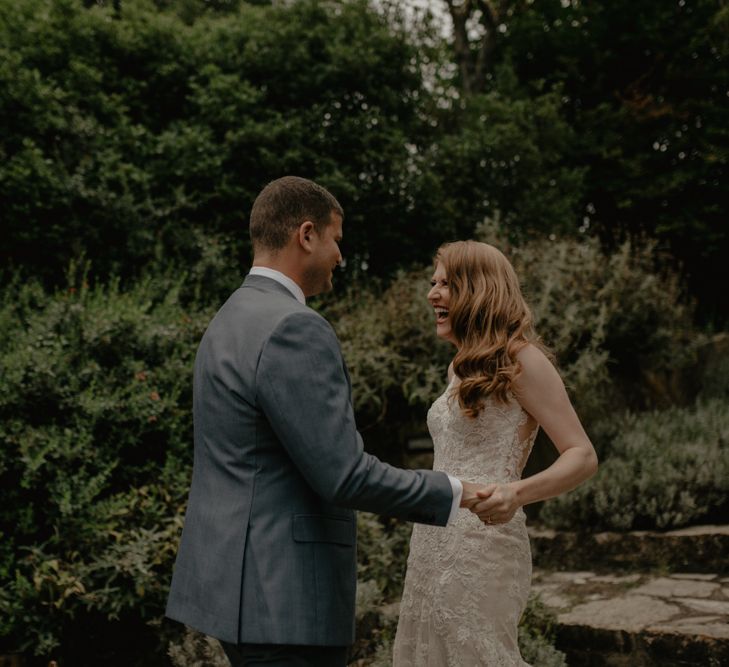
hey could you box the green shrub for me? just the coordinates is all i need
[696,333,729,401]
[518,594,568,667]
[540,396,729,531]
[0,273,211,662]
[348,513,411,663]
[356,513,413,602]
[495,233,703,424]
[321,271,452,446]
[5,0,562,288]
[167,627,228,667]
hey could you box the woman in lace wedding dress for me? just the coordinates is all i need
[393,241,598,666]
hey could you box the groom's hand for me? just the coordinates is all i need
[459,481,494,509]
[470,483,520,524]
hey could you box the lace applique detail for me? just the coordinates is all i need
[393,380,538,666]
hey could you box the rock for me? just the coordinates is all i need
[671,573,718,581]
[631,577,720,599]
[547,571,596,583]
[531,583,572,609]
[534,568,729,666]
[558,595,679,632]
[529,524,729,574]
[665,525,729,537]
[590,574,642,584]
[650,616,729,640]
[678,598,729,616]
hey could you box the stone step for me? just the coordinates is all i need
[532,570,729,666]
[529,524,729,575]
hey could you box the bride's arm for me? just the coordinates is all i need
[470,344,598,523]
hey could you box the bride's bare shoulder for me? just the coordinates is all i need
[516,342,551,366]
[514,343,561,390]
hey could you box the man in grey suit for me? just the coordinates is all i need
[166,176,483,666]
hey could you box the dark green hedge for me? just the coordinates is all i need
[0,273,209,662]
[0,0,584,288]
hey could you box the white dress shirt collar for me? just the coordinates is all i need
[249,266,306,305]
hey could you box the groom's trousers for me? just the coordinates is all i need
[220,641,348,667]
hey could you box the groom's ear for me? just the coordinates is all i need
[297,221,316,253]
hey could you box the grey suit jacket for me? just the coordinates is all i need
[165,275,453,646]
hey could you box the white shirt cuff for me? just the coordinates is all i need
[446,475,462,525]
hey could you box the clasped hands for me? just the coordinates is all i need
[459,481,520,525]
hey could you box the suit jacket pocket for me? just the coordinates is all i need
[292,514,355,546]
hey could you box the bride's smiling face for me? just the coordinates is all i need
[428,261,457,345]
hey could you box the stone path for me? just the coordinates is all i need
[529,525,729,666]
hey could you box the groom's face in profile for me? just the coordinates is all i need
[304,212,343,296]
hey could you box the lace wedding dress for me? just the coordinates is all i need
[392,378,539,667]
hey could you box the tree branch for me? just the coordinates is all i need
[473,1,501,91]
[446,0,477,94]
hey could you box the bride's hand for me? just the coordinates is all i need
[469,483,521,525]
[459,480,493,508]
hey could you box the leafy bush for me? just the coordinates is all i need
[168,627,228,667]
[321,271,453,460]
[518,594,567,667]
[356,513,413,603]
[0,0,432,281]
[0,272,211,662]
[0,0,595,293]
[348,513,412,664]
[418,68,586,243]
[539,395,729,531]
[494,233,703,423]
[696,333,729,401]
[499,0,729,321]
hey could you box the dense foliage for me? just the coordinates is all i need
[4,0,726,321]
[541,368,729,531]
[0,273,210,662]
[516,0,729,320]
[0,0,583,290]
[0,0,448,281]
[1,0,727,663]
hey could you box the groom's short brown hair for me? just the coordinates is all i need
[249,176,344,252]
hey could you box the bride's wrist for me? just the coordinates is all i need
[510,481,526,507]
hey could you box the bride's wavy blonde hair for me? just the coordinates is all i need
[436,240,547,418]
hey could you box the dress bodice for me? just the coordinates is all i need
[427,379,538,486]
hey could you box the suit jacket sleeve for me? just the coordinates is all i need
[255,310,453,526]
